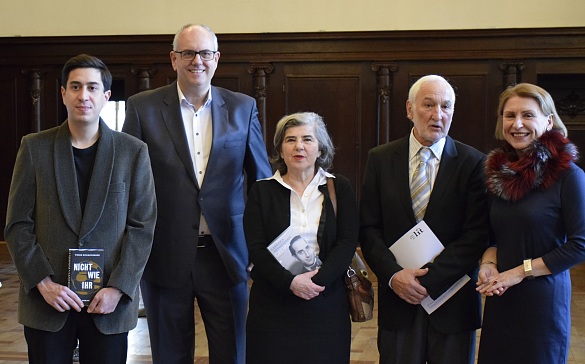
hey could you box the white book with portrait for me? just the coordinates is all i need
[267,226,321,275]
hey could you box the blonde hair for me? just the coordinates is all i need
[495,83,567,140]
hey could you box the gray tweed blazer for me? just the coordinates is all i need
[5,119,156,334]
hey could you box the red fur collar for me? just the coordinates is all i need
[485,131,578,201]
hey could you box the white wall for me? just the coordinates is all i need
[2,0,584,37]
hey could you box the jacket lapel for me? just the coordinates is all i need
[426,136,458,218]
[395,138,417,220]
[54,120,82,236]
[162,82,199,189]
[78,120,114,241]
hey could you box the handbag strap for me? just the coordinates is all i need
[327,177,366,272]
[326,178,337,217]
[326,177,369,274]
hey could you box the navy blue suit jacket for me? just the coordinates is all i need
[359,135,489,334]
[123,83,271,287]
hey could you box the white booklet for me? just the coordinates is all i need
[389,220,470,314]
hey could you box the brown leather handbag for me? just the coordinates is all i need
[327,178,374,322]
[346,252,374,322]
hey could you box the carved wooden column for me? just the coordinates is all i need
[247,63,274,143]
[372,62,398,145]
[555,90,585,119]
[22,69,43,132]
[131,66,157,92]
[499,62,526,89]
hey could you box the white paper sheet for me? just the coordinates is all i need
[389,220,470,314]
[389,220,443,268]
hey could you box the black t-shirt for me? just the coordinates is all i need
[72,140,98,215]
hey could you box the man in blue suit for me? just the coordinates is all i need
[359,75,489,364]
[122,24,271,364]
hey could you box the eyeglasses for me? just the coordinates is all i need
[174,50,218,61]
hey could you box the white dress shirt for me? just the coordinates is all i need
[178,84,213,236]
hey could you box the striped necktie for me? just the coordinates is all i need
[411,147,432,222]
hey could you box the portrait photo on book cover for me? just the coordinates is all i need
[268,227,322,275]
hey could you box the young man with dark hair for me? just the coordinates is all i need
[5,54,157,363]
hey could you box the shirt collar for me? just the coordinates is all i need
[268,167,335,188]
[177,83,212,109]
[408,129,446,162]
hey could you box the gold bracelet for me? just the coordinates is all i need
[480,261,497,266]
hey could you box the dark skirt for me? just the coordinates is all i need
[246,277,351,364]
[477,273,571,364]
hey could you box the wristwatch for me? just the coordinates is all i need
[523,259,535,280]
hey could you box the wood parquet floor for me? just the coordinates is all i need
[1,241,585,363]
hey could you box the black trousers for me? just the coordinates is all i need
[378,306,476,364]
[141,243,248,364]
[24,308,128,364]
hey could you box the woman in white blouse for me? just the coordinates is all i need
[243,112,359,364]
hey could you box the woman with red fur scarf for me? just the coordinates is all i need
[476,83,585,364]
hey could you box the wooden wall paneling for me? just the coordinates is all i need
[359,63,382,185]
[280,63,371,194]
[214,61,257,93]
[446,74,490,153]
[499,61,526,88]
[130,65,157,93]
[24,66,68,132]
[260,61,379,196]
[534,59,585,170]
[151,61,177,89]
[51,71,67,130]
[247,63,274,146]
[1,27,584,239]
[0,71,21,236]
[20,66,57,131]
[371,62,399,145]
[386,68,416,143]
[258,63,291,162]
[261,63,286,159]
[21,68,42,132]
[393,62,501,154]
[212,74,242,92]
[104,65,138,101]
[122,61,168,100]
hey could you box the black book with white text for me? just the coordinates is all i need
[68,248,104,305]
